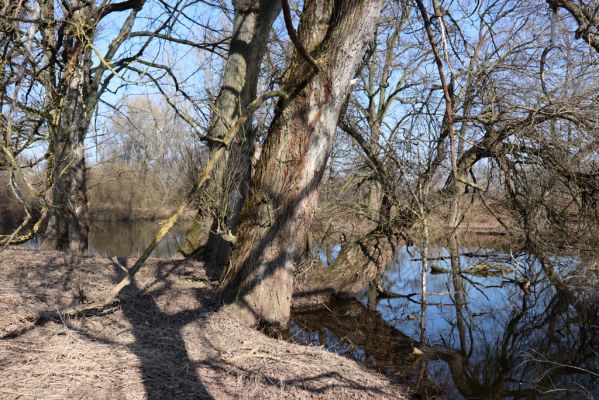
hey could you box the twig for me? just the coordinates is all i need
[415,0,457,180]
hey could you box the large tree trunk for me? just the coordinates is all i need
[179,0,281,262]
[40,2,95,253]
[41,127,90,253]
[219,0,383,330]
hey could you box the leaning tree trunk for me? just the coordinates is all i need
[179,0,281,263]
[219,0,383,329]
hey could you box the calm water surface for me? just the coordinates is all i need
[292,240,599,399]
[14,219,189,258]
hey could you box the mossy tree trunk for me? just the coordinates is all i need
[40,0,97,253]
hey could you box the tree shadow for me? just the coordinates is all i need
[1,251,216,398]
[116,257,216,400]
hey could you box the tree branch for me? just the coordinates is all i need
[281,0,319,72]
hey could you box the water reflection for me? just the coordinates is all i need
[9,220,189,258]
[292,239,599,399]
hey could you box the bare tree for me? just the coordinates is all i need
[548,0,599,53]
[0,0,226,251]
[0,0,149,251]
[219,0,383,329]
[180,0,282,265]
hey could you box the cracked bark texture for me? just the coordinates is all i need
[179,0,282,264]
[40,0,97,253]
[219,0,383,329]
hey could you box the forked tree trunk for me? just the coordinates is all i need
[179,0,281,262]
[219,0,383,329]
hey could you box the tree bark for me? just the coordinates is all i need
[547,0,599,53]
[40,1,96,253]
[37,0,144,252]
[41,129,90,253]
[179,0,282,262]
[219,0,383,330]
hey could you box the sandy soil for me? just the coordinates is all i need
[0,248,411,399]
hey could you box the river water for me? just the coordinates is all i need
[3,220,598,398]
[7,219,189,258]
[292,240,599,399]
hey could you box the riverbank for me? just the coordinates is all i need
[0,248,411,399]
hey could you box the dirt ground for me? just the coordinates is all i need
[0,248,411,399]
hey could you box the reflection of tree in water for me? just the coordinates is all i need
[291,300,435,392]
[87,220,189,258]
[436,276,597,398]
[3,220,190,258]
[421,242,598,398]
[292,239,599,399]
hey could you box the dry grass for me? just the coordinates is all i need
[0,248,410,399]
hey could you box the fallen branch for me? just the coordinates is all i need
[375,286,454,306]
[376,285,418,301]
